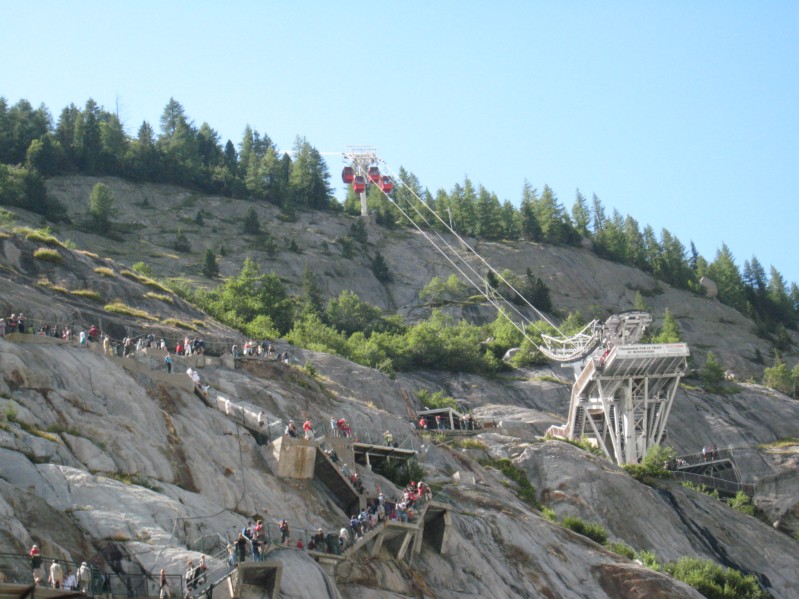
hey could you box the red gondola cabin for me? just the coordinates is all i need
[379,176,394,193]
[341,166,354,184]
[352,175,367,193]
[367,166,381,183]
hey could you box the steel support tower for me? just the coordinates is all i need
[547,343,690,464]
[344,146,379,217]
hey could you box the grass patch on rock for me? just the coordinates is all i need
[121,269,173,294]
[162,317,197,331]
[37,278,69,294]
[33,247,63,263]
[71,289,103,302]
[144,291,174,304]
[104,301,159,321]
[94,266,115,277]
[16,226,64,247]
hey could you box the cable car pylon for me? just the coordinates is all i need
[339,147,690,465]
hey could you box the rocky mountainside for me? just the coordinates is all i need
[0,176,798,598]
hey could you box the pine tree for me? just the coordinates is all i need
[652,308,682,343]
[500,199,519,239]
[242,206,261,235]
[633,290,649,312]
[88,182,114,229]
[763,358,793,395]
[571,190,591,238]
[518,180,542,242]
[202,248,219,278]
[623,216,647,270]
[173,227,192,253]
[701,352,725,388]
[474,185,502,239]
[300,265,324,316]
[706,244,746,311]
[371,251,391,282]
[76,99,102,173]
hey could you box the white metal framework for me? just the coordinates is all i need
[547,343,690,464]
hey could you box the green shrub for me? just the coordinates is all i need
[416,389,459,410]
[338,234,354,258]
[636,550,662,571]
[541,506,558,522]
[664,556,767,599]
[377,458,425,488]
[451,438,487,450]
[132,261,155,277]
[0,207,15,225]
[681,481,720,500]
[607,542,636,560]
[561,516,608,545]
[726,491,755,516]
[303,361,317,377]
[622,445,675,483]
[33,247,62,263]
[556,437,604,457]
[480,457,538,508]
[2,403,18,422]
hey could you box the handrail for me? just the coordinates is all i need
[0,551,184,597]
[672,448,734,467]
[671,471,754,496]
[326,428,417,451]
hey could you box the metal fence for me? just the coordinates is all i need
[670,471,754,497]
[353,427,417,451]
[0,552,184,598]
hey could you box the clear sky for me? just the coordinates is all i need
[3,2,798,285]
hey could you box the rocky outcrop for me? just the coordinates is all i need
[1,176,798,597]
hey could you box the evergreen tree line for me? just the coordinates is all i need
[1,95,796,341]
[0,97,332,215]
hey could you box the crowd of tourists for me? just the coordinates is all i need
[26,544,100,592]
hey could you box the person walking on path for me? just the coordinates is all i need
[159,569,170,599]
[49,560,63,589]
[78,562,91,594]
[164,352,173,374]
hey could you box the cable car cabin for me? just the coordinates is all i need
[341,166,354,184]
[367,166,381,183]
[379,176,394,193]
[352,175,367,193]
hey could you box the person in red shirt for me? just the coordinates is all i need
[303,419,314,440]
[30,544,42,580]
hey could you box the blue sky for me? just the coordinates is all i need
[3,2,798,285]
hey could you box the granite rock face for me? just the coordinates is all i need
[1,335,796,597]
[1,176,797,597]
